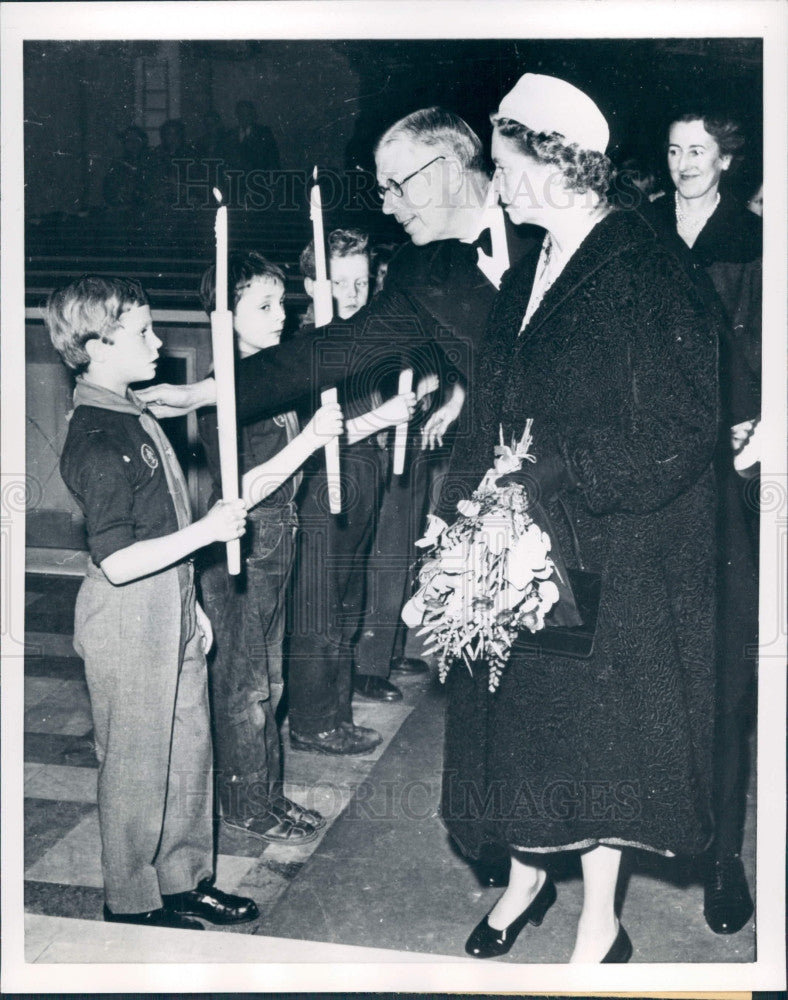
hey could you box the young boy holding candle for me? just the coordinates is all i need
[288,230,417,753]
[197,251,345,841]
[47,275,257,928]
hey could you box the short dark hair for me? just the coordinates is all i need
[45,275,149,375]
[376,107,487,176]
[491,116,613,197]
[200,251,286,314]
[299,228,370,280]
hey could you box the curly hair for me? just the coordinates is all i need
[200,251,286,314]
[45,275,149,375]
[299,227,370,280]
[668,112,746,169]
[376,107,488,176]
[492,116,613,197]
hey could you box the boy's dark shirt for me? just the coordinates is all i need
[198,405,301,512]
[61,402,180,566]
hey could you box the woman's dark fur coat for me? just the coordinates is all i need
[440,208,720,858]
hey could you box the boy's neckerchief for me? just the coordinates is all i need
[73,378,192,530]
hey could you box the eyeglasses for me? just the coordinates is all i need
[375,155,445,201]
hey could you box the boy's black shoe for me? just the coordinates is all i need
[269,793,327,830]
[162,879,259,925]
[222,812,318,844]
[103,904,203,930]
[339,720,382,748]
[290,725,380,755]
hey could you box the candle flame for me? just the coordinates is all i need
[312,165,318,181]
[212,187,224,205]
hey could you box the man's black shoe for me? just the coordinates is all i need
[162,878,259,925]
[390,656,429,674]
[103,904,203,930]
[703,855,754,934]
[354,675,403,702]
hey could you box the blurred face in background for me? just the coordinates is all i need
[747,182,763,217]
[374,260,390,294]
[667,119,731,202]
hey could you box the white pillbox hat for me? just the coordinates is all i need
[496,73,609,154]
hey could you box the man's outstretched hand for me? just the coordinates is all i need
[137,378,217,418]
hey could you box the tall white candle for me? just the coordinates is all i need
[210,187,239,573]
[213,187,228,313]
[310,166,327,282]
[321,387,342,514]
[309,167,339,510]
[393,367,413,476]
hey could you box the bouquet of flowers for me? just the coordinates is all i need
[402,421,564,692]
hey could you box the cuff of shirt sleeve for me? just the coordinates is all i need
[88,525,136,567]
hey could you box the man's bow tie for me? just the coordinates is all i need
[471,227,493,257]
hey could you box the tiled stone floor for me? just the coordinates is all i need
[18,572,759,971]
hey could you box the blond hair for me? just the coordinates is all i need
[45,276,149,374]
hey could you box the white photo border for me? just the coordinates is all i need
[2,0,786,993]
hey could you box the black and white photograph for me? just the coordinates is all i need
[2,0,786,993]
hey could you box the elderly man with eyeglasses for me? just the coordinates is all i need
[348,109,541,702]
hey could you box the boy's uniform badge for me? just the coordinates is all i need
[140,443,159,469]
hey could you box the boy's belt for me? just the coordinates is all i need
[248,501,298,524]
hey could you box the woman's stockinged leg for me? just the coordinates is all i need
[487,850,546,929]
[570,844,622,962]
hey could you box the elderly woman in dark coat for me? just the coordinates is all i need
[434,75,720,963]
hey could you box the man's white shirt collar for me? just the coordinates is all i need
[461,199,510,290]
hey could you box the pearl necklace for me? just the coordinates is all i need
[675,190,719,244]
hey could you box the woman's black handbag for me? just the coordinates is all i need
[514,497,602,659]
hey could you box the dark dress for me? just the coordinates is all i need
[438,208,720,859]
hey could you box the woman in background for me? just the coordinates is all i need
[655,110,761,936]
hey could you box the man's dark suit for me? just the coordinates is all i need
[233,212,541,422]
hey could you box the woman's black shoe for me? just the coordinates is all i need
[474,843,510,888]
[474,859,510,888]
[703,855,754,934]
[601,923,633,963]
[464,877,556,958]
